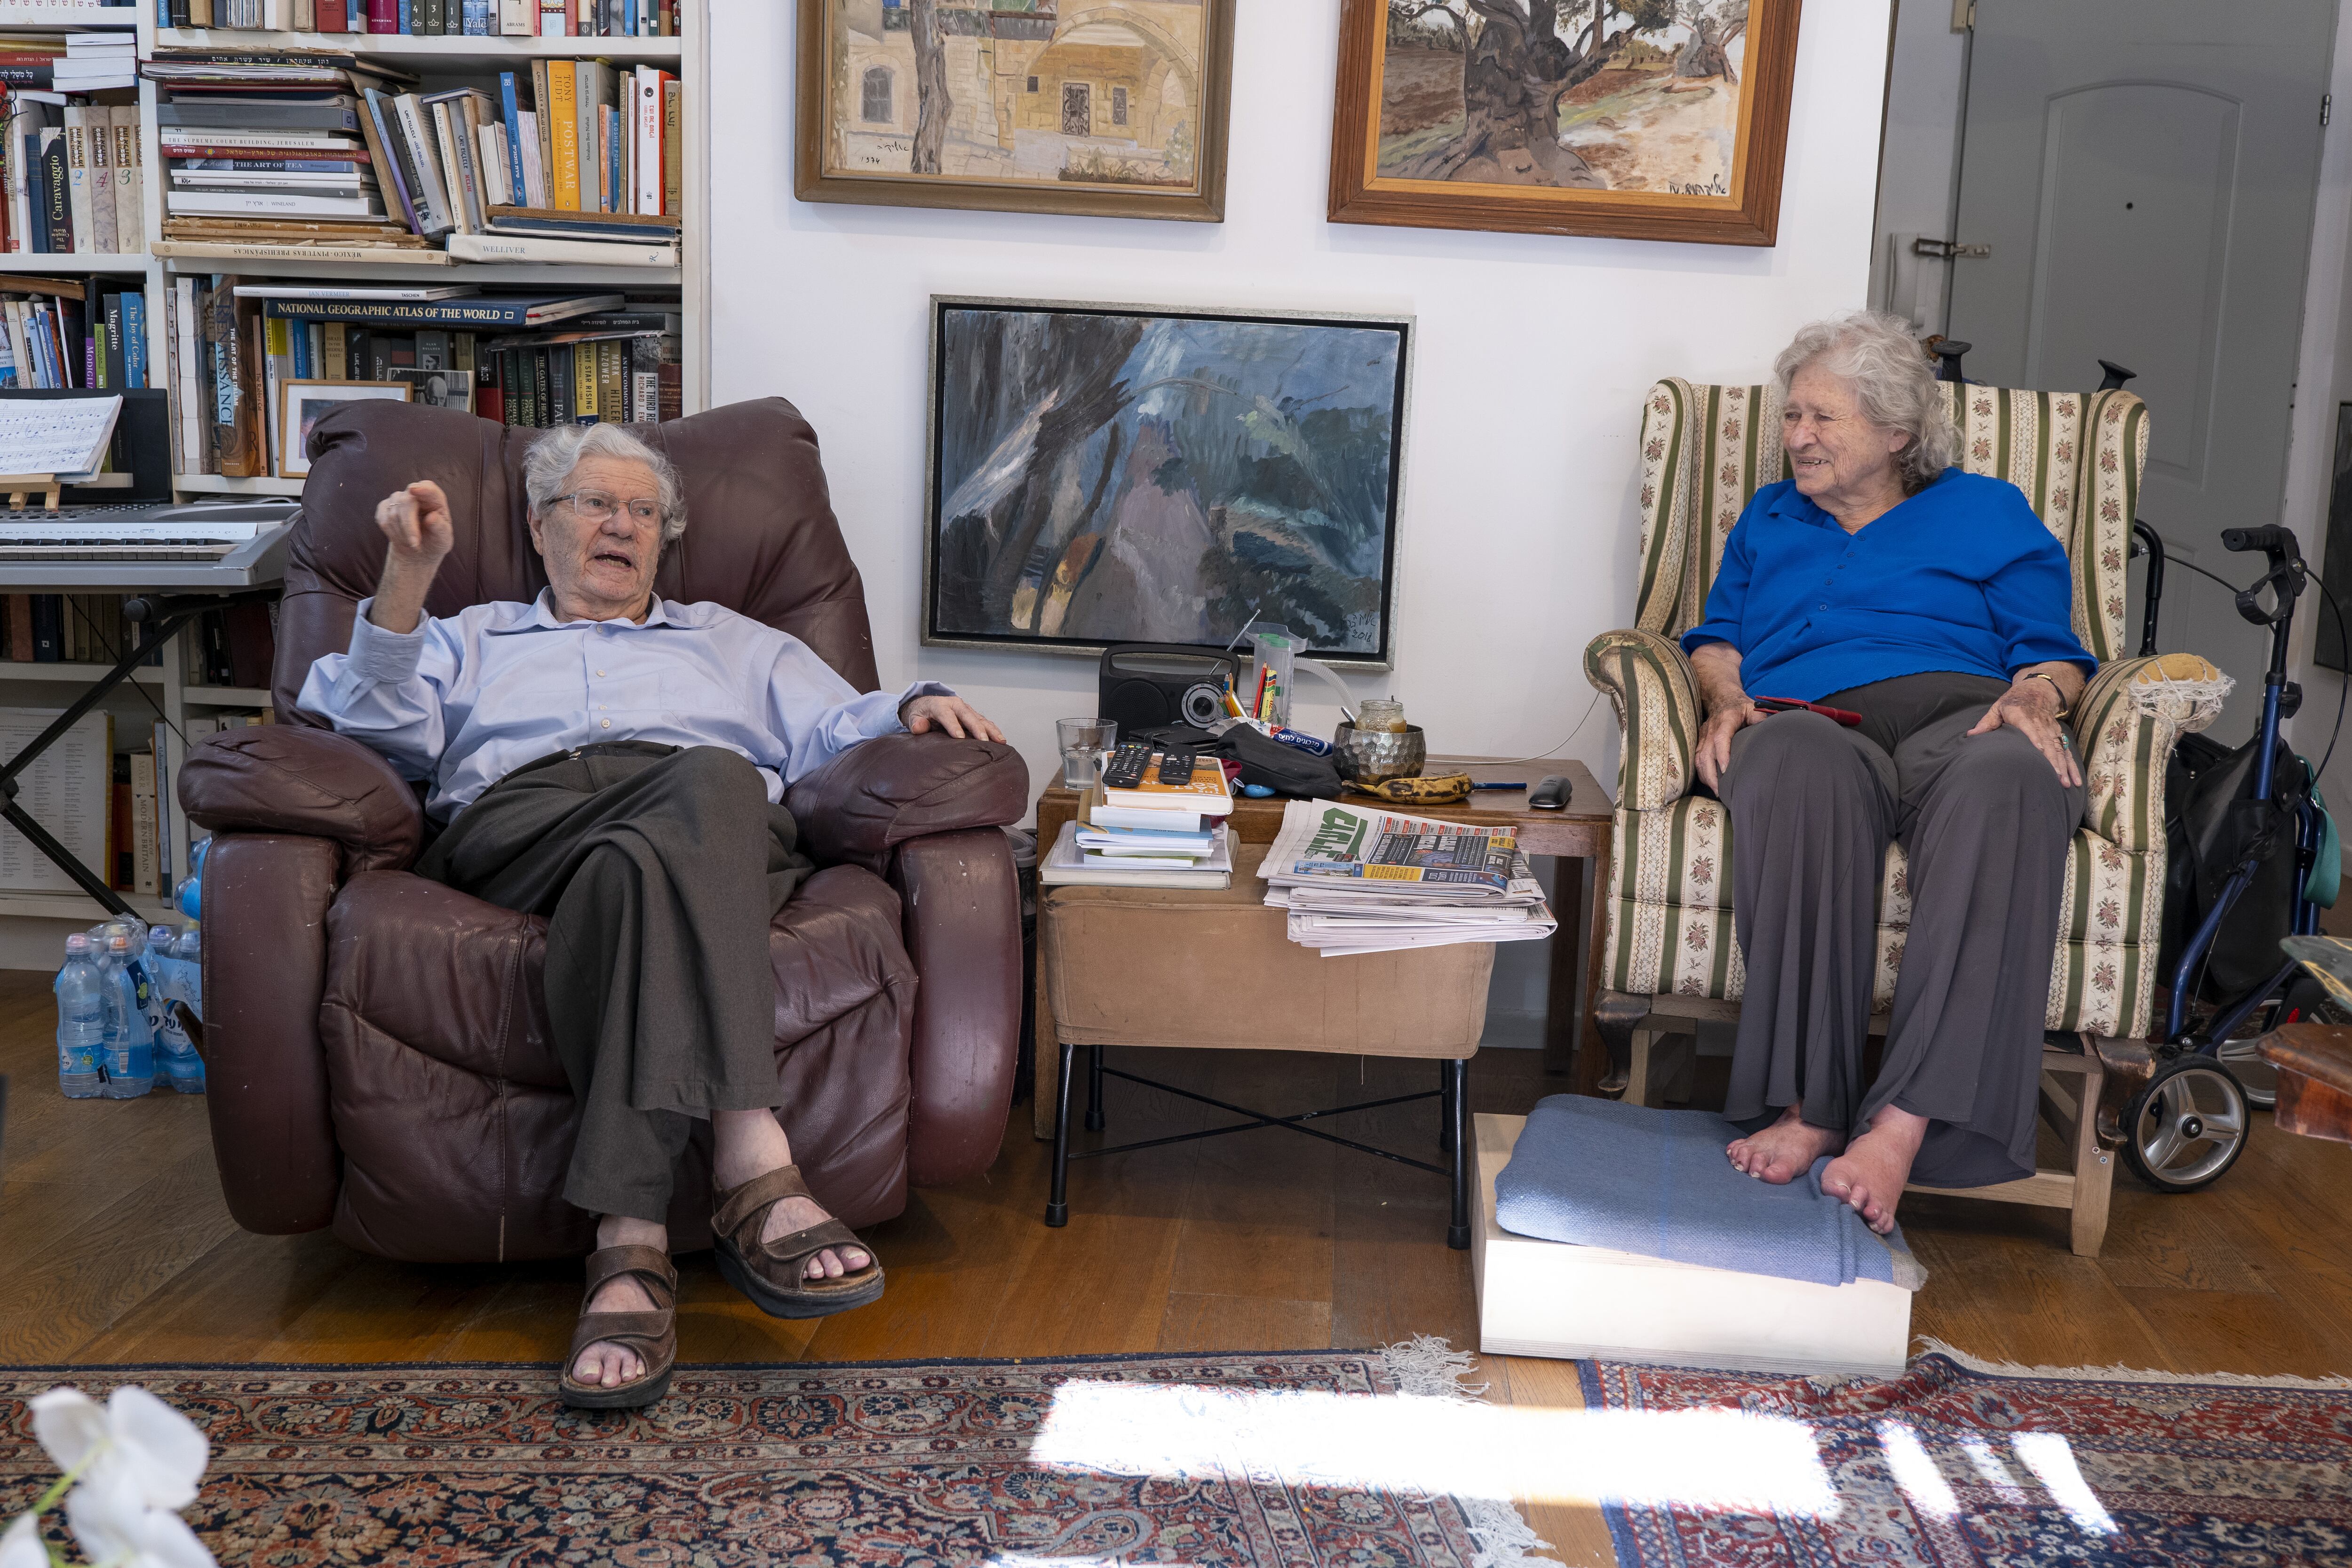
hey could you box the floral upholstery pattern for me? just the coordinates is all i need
[1596,379,2217,1039]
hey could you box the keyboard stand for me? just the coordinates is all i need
[0,587,280,918]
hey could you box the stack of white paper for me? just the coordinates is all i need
[1258,797,1557,957]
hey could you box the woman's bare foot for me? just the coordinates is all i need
[573,1214,664,1390]
[711,1108,870,1280]
[1725,1103,1845,1183]
[1820,1105,1928,1234]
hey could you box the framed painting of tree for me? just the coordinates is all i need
[1327,0,1802,245]
[795,0,1236,222]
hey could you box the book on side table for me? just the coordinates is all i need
[1039,819,1232,890]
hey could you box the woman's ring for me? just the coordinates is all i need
[2060,733,2073,749]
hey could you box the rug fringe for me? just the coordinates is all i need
[1377,1336,1563,1568]
[1915,1336,2352,1389]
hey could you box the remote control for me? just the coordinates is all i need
[1529,774,1572,811]
[1102,741,1155,789]
[1156,747,1198,786]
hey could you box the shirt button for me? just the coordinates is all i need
[601,719,612,729]
[595,670,604,677]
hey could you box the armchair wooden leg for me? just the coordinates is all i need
[1593,990,1649,1098]
[1625,1028,1695,1109]
[2068,1050,2114,1258]
[1447,1057,1471,1251]
[1046,1038,1076,1228]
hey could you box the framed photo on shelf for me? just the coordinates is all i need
[277,381,412,481]
[1327,0,1802,246]
[392,366,474,414]
[794,0,1236,222]
[923,296,1411,667]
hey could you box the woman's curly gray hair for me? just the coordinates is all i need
[522,422,687,541]
[1773,310,1958,493]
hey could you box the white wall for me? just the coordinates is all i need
[709,0,1893,1033]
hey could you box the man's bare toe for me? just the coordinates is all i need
[574,1273,654,1385]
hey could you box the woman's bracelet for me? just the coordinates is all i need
[2019,670,2070,719]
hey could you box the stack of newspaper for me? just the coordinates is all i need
[1258,798,1557,957]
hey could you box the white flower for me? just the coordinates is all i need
[64,1473,213,1568]
[28,1388,206,1511]
[0,1512,47,1568]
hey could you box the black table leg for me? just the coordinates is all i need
[1046,1038,1075,1227]
[1086,1042,1106,1131]
[1447,1057,1471,1250]
[1438,1058,1455,1153]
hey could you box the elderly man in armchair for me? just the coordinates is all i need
[298,422,1003,1411]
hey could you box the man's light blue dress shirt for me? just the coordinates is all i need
[297,591,950,821]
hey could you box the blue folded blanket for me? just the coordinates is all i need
[1493,1095,1921,1289]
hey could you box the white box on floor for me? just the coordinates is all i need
[1471,1113,1912,1377]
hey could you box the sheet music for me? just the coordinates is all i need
[0,396,122,478]
[0,707,110,894]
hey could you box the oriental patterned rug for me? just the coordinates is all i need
[1588,1344,2352,1568]
[0,1345,1550,1568]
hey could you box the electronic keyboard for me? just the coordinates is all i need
[0,501,299,588]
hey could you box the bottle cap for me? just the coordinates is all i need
[64,932,88,954]
[107,931,131,953]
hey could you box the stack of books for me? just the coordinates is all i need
[145,51,417,257]
[143,53,680,266]
[0,274,146,388]
[55,29,132,90]
[1041,758,1238,889]
[0,47,143,255]
[1258,798,1558,956]
[163,1,677,36]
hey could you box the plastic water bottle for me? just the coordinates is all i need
[175,927,203,1028]
[149,925,204,1095]
[54,932,104,1099]
[99,927,155,1098]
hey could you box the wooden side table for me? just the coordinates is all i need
[1029,759,1614,1137]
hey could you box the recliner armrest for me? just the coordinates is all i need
[786,733,1028,874]
[178,726,425,875]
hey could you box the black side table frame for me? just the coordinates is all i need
[1045,1041,1475,1250]
[0,588,278,918]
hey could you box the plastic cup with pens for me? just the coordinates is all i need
[1056,717,1118,791]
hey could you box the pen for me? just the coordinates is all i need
[1471,781,1529,790]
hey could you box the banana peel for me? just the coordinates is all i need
[1360,772,1474,806]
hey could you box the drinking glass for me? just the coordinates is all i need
[1057,717,1117,790]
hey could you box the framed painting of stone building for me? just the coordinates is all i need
[924,297,1412,666]
[795,0,1235,221]
[1327,0,1802,245]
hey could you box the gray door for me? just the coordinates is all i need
[1947,0,2336,740]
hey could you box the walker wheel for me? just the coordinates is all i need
[2122,1059,2250,1193]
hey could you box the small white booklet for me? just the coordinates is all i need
[0,394,122,479]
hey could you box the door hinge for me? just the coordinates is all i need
[1951,0,1973,29]
[1913,238,1992,260]
[2326,93,2334,127]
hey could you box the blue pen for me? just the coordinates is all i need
[1471,781,1529,790]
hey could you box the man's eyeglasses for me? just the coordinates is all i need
[551,490,663,527]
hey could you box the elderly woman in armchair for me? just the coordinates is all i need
[1688,310,2093,1234]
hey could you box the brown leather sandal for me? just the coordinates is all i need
[557,1243,677,1410]
[711,1165,886,1319]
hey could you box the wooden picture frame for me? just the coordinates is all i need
[277,380,411,481]
[794,0,1235,222]
[1327,0,1803,246]
[923,295,1412,667]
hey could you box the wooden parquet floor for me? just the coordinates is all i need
[3,971,2350,1566]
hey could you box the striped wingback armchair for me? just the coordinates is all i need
[1583,379,2228,1074]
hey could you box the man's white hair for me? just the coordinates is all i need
[1773,310,1959,493]
[523,422,687,541]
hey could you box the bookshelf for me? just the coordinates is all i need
[0,3,709,965]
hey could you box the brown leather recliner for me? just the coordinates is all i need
[175,398,1028,1263]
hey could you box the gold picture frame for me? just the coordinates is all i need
[794,0,1235,222]
[1328,0,1803,246]
[278,380,412,482]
